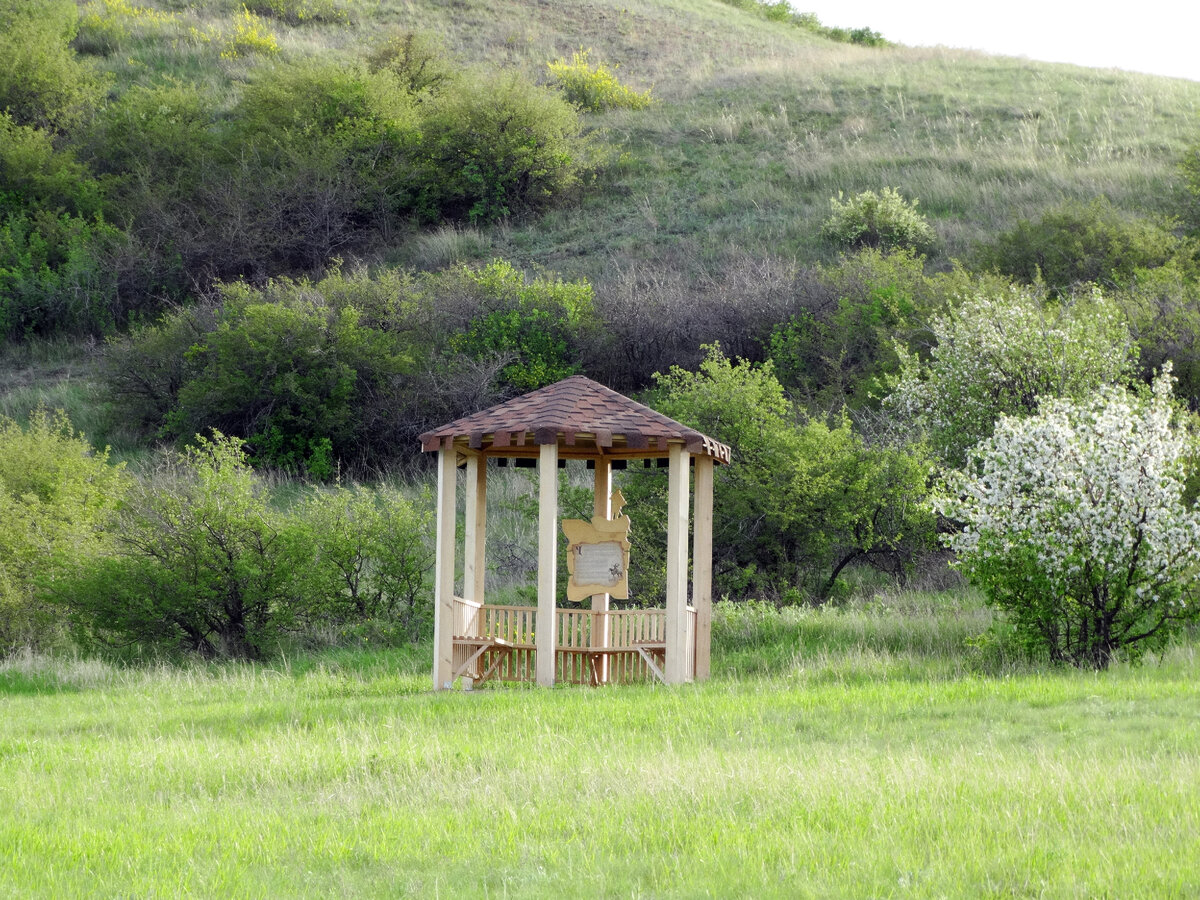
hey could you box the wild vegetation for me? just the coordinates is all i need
[1,0,1200,664]
[5,0,1200,889]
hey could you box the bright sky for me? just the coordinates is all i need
[796,1,1200,83]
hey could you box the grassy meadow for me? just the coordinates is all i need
[3,594,1199,898]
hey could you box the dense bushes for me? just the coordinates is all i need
[976,199,1194,293]
[2,425,435,660]
[628,346,935,602]
[103,260,594,472]
[0,18,592,338]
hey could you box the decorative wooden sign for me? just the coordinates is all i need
[562,490,632,603]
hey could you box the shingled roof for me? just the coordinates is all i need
[419,375,731,463]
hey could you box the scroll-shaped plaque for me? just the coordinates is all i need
[562,490,632,603]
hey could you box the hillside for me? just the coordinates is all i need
[3,0,1200,454]
[77,0,1200,279]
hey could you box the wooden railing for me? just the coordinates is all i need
[450,598,695,686]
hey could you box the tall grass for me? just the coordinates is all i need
[2,595,1198,896]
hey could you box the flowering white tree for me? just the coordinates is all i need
[886,287,1135,466]
[937,368,1200,668]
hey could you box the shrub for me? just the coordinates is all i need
[547,49,652,112]
[886,287,1137,467]
[0,409,127,654]
[0,208,130,339]
[62,433,311,659]
[0,114,103,217]
[366,30,455,97]
[767,248,929,409]
[1115,261,1200,409]
[163,280,410,475]
[822,188,937,255]
[976,199,1193,293]
[219,7,279,59]
[441,259,594,393]
[938,369,1200,669]
[416,72,585,223]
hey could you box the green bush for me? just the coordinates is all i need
[417,72,585,223]
[442,259,594,392]
[0,208,130,339]
[822,188,937,255]
[0,114,102,217]
[298,484,433,642]
[976,199,1193,293]
[0,0,105,132]
[163,280,409,476]
[0,409,127,654]
[547,49,652,112]
[767,248,929,409]
[366,30,455,97]
[1115,261,1200,408]
[62,433,312,659]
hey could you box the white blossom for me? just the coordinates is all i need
[936,367,1200,667]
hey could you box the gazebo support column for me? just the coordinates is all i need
[593,458,612,683]
[665,443,691,684]
[693,456,714,681]
[536,441,559,687]
[464,455,487,604]
[432,448,458,690]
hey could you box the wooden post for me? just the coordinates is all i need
[665,443,690,684]
[536,441,559,687]
[692,456,714,681]
[432,448,457,690]
[593,457,612,683]
[464,455,487,604]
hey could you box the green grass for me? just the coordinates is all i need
[3,594,1198,897]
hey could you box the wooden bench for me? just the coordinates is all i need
[557,641,667,685]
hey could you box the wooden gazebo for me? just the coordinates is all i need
[419,375,731,689]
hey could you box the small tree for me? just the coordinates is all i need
[64,433,310,658]
[938,369,1200,669]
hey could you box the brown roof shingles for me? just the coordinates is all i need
[419,375,731,463]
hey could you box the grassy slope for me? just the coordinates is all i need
[2,598,1198,897]
[84,0,1200,278]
